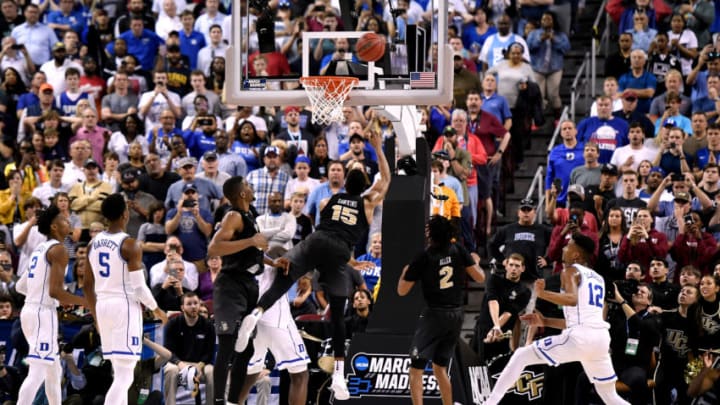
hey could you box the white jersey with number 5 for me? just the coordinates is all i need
[563,264,609,329]
[88,231,132,301]
[24,240,60,308]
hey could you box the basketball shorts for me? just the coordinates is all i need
[21,304,59,364]
[248,321,310,374]
[96,296,143,360]
[285,231,351,295]
[532,326,617,384]
[213,272,259,335]
[409,307,463,367]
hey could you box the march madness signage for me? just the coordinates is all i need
[347,352,443,398]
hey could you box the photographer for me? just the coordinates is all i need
[152,259,191,311]
[653,125,691,175]
[671,211,716,277]
[319,37,359,76]
[149,236,199,291]
[184,112,219,159]
[138,71,182,132]
[546,200,599,273]
[165,183,213,270]
[618,208,669,275]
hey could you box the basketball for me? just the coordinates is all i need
[355,33,386,62]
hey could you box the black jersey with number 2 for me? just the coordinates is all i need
[316,193,369,247]
[404,243,475,308]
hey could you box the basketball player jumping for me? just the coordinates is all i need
[398,215,485,405]
[485,233,630,405]
[16,206,88,405]
[235,129,390,400]
[85,194,168,405]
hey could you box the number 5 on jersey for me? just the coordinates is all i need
[98,252,111,277]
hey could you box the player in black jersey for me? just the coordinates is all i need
[398,215,485,405]
[235,130,390,400]
[207,176,286,405]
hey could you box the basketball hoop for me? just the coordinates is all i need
[299,76,359,126]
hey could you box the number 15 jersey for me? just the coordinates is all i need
[317,193,368,247]
[88,231,132,300]
[564,264,609,329]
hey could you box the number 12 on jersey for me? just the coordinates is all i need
[588,283,604,308]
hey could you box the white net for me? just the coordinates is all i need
[299,76,359,126]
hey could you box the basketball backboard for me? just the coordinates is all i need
[225,0,453,107]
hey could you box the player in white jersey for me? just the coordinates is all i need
[486,233,630,405]
[15,205,88,405]
[238,251,310,405]
[85,194,168,405]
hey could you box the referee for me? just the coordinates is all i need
[398,216,486,405]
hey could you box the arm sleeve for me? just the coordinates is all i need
[130,270,159,310]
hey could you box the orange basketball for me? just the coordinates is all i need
[355,32,386,62]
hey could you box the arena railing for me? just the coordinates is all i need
[591,0,611,99]
[570,52,591,122]
[523,106,569,224]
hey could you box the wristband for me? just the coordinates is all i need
[619,301,627,306]
[497,149,504,154]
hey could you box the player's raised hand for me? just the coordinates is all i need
[153,307,169,325]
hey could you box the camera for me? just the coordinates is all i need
[570,214,579,224]
[608,279,639,301]
[684,214,694,225]
[198,117,214,126]
[169,268,178,278]
[552,178,562,193]
[315,4,325,11]
[669,142,676,149]
[11,44,22,50]
[671,173,685,182]
[182,199,197,208]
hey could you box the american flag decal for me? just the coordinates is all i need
[409,72,435,88]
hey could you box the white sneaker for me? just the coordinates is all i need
[235,309,260,352]
[330,374,350,400]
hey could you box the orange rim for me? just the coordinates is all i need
[300,76,359,98]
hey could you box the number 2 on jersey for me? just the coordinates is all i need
[331,205,358,225]
[587,283,604,308]
[27,256,38,278]
[439,266,454,289]
[98,252,111,278]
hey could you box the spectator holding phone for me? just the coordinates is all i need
[165,183,213,271]
[149,236,199,291]
[618,208,669,274]
[152,259,191,311]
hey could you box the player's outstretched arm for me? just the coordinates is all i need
[84,253,98,324]
[364,130,391,205]
[124,238,168,325]
[397,265,414,296]
[207,211,268,257]
[534,266,579,307]
[48,245,87,307]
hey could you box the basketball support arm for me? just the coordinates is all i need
[371,106,421,157]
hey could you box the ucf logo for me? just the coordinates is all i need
[666,329,689,356]
[491,370,544,401]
